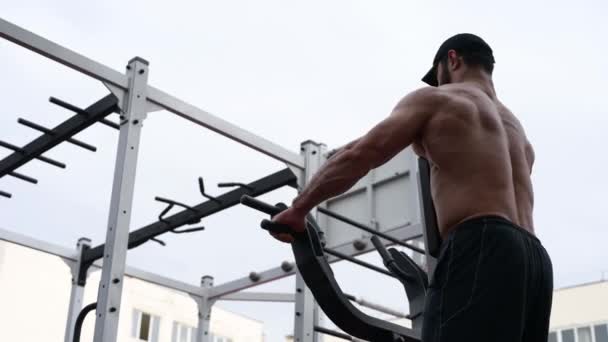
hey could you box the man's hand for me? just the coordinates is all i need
[270,207,307,243]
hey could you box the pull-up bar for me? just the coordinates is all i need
[0,18,304,170]
[81,168,298,270]
[0,95,118,182]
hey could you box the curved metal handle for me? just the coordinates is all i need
[371,235,394,265]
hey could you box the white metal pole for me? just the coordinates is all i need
[196,276,215,342]
[92,57,149,342]
[293,140,327,342]
[64,238,91,342]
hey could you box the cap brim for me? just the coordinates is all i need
[422,67,438,87]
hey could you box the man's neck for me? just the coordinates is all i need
[461,71,496,99]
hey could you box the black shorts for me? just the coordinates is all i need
[421,216,553,342]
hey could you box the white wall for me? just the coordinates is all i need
[550,281,608,330]
[0,240,73,342]
[0,240,264,342]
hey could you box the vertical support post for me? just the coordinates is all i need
[416,157,439,277]
[93,57,150,342]
[366,169,378,233]
[293,141,327,342]
[64,238,91,342]
[196,276,215,342]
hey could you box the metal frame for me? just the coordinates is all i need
[0,95,117,178]
[417,158,440,276]
[0,95,118,195]
[0,17,436,342]
[81,168,297,266]
[194,276,215,342]
[0,18,304,173]
[92,57,149,342]
[208,223,421,299]
[64,238,91,342]
[0,227,203,297]
[294,141,326,342]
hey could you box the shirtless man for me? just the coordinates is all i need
[272,33,553,341]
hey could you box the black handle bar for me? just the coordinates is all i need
[241,195,295,235]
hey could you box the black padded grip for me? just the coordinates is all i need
[260,219,294,234]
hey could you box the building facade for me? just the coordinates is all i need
[549,280,608,342]
[0,239,264,342]
[316,280,608,342]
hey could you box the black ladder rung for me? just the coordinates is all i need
[18,118,97,152]
[49,97,119,130]
[8,171,38,184]
[0,95,118,180]
[0,140,66,169]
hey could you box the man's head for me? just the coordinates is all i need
[422,33,495,86]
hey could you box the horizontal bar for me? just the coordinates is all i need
[323,247,394,278]
[209,223,423,299]
[49,96,86,114]
[49,97,120,131]
[345,294,408,318]
[217,292,295,303]
[18,118,97,152]
[123,264,201,297]
[0,140,66,169]
[146,87,305,170]
[8,171,38,184]
[83,168,298,265]
[0,95,117,179]
[314,326,353,341]
[0,226,77,260]
[318,207,425,254]
[0,18,303,168]
[0,18,129,90]
[209,265,297,300]
[0,226,203,298]
[98,118,120,130]
[217,182,254,191]
[0,190,12,198]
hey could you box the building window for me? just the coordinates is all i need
[140,313,151,340]
[552,323,608,342]
[548,332,557,342]
[577,326,592,342]
[561,329,575,342]
[172,321,197,342]
[132,309,160,342]
[596,324,608,342]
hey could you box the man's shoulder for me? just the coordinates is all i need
[397,86,452,111]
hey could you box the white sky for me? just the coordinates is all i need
[1,0,607,340]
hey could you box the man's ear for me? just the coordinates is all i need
[447,50,460,70]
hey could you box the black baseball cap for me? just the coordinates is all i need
[422,33,495,86]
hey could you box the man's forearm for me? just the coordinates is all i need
[326,138,360,159]
[292,143,370,213]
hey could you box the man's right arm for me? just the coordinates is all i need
[326,138,361,159]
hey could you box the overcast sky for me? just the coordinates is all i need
[2,0,607,340]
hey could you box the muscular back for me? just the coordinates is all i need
[412,84,535,237]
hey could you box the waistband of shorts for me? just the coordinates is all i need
[448,215,540,243]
